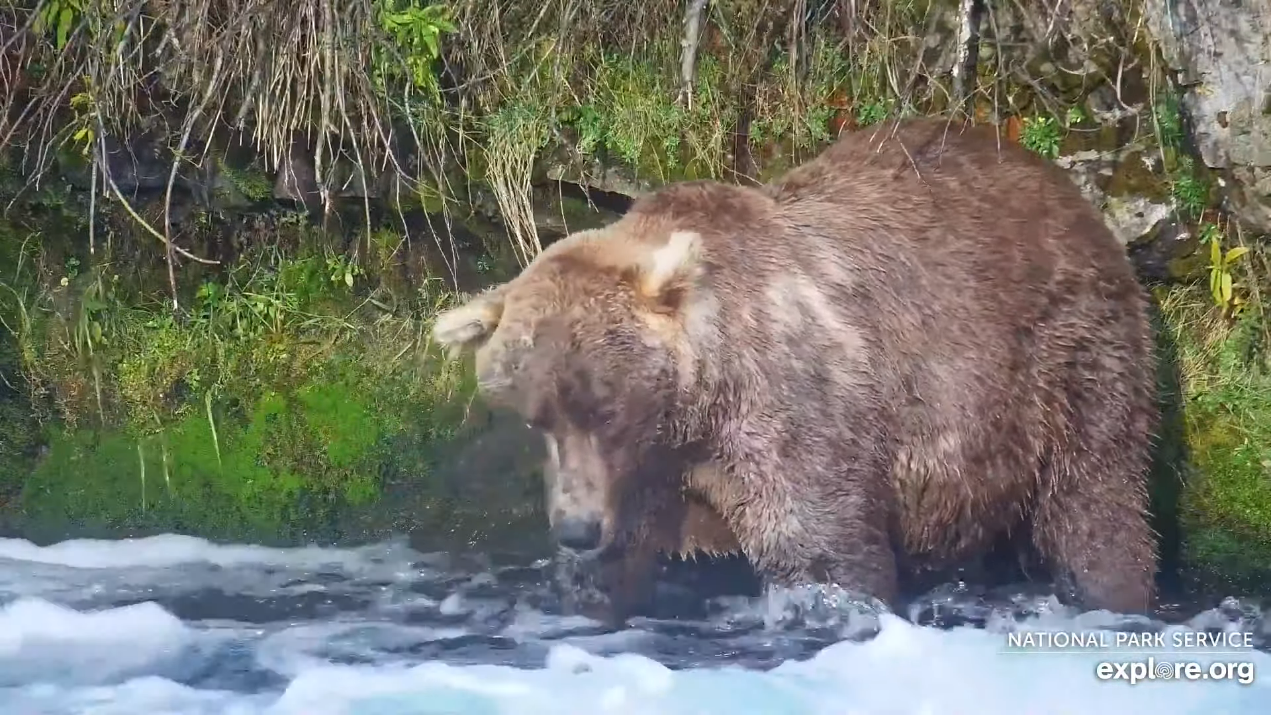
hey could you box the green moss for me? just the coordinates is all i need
[1188,414,1271,536]
[1162,290,1271,589]
[16,352,479,543]
[20,402,308,543]
[0,353,39,504]
[1184,527,1271,590]
[0,220,484,543]
[219,160,275,203]
[1103,150,1173,202]
[0,219,43,508]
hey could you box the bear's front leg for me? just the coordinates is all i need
[717,438,901,609]
[559,488,742,626]
[560,541,660,627]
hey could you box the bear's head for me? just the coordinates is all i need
[430,227,708,559]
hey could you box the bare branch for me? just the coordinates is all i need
[162,47,225,313]
[951,0,987,116]
[677,0,710,108]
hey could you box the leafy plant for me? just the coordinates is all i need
[856,100,889,127]
[1021,116,1061,159]
[326,253,363,290]
[68,89,96,157]
[1200,224,1250,316]
[374,0,456,96]
[1171,156,1209,220]
[33,0,84,50]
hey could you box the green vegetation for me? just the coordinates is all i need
[1159,269,1271,589]
[0,195,494,542]
[1020,116,1062,159]
[1145,86,1268,590]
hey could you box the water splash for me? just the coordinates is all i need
[0,534,1267,714]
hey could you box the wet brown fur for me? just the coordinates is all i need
[433,117,1160,616]
[583,474,742,622]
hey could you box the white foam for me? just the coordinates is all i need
[0,534,434,606]
[2,677,266,715]
[0,598,193,686]
[1,606,1266,714]
[257,614,1270,715]
[0,534,415,571]
[1,535,1267,714]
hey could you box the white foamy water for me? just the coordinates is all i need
[0,534,1268,715]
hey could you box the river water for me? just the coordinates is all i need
[0,533,1268,714]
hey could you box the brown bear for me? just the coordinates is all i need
[432,116,1160,618]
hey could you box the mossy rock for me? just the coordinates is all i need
[0,222,43,516]
[1162,298,1271,593]
[14,405,347,545]
[1183,526,1271,593]
[1167,242,1209,281]
[1103,149,1173,202]
[8,348,490,546]
[1179,406,1271,590]
[214,158,275,207]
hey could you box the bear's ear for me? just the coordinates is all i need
[431,289,505,354]
[636,230,702,307]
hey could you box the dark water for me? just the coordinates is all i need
[0,534,1268,714]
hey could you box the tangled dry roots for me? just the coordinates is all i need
[1,0,1143,290]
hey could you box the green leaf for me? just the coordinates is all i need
[57,7,74,49]
[34,4,51,34]
[1209,234,1221,266]
[1220,271,1233,303]
[1224,246,1250,264]
[344,270,354,288]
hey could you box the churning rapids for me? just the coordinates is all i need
[1,534,1269,714]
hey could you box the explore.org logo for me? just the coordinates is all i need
[1001,628,1259,685]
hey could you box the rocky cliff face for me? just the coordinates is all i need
[1146,0,1271,233]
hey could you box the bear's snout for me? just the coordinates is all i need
[554,515,604,553]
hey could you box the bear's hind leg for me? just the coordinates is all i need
[1030,417,1158,614]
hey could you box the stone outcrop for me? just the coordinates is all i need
[1145,0,1271,232]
